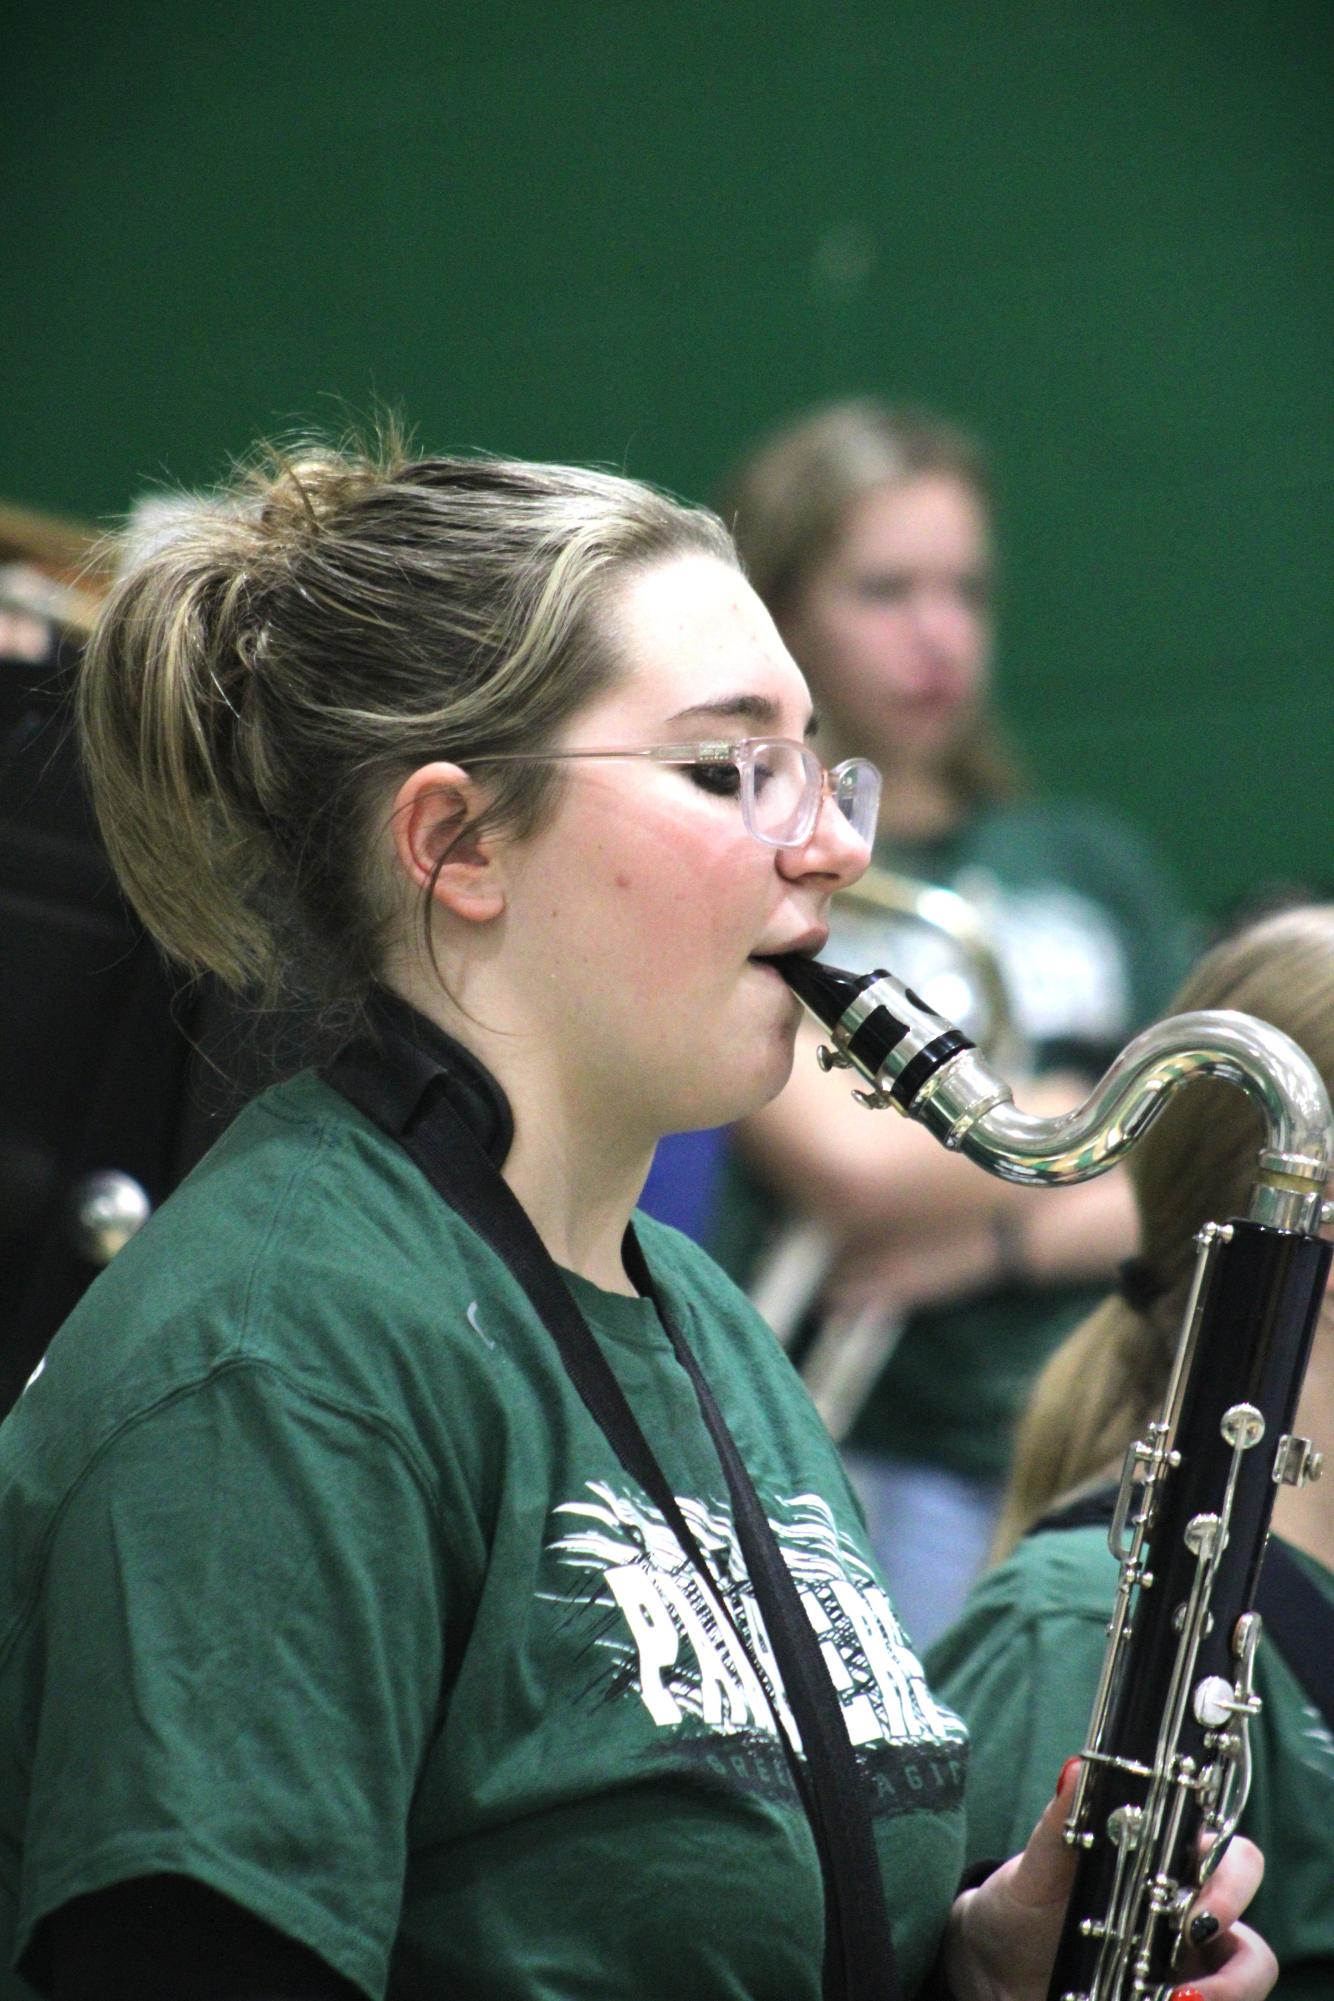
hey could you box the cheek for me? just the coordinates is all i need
[856,616,914,685]
[603,826,769,992]
[946,607,993,676]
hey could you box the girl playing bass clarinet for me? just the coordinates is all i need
[0,431,1270,2000]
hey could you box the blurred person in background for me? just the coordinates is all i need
[711,400,1194,1644]
[928,902,1334,1996]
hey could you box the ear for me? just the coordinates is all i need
[389,762,507,924]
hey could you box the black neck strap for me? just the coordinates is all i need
[324,993,899,2001]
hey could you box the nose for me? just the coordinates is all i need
[776,790,872,891]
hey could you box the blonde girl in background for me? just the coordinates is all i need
[711,400,1193,1644]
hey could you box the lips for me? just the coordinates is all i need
[749,926,828,965]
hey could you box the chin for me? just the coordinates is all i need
[655,979,799,1128]
[901,712,967,759]
[668,1039,793,1135]
[729,1030,801,1122]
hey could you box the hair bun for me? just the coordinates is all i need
[254,448,371,543]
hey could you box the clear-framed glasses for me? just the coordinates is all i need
[462,738,882,851]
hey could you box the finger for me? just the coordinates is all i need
[1004,1756,1082,1912]
[1167,1919,1277,2001]
[1181,1835,1266,1946]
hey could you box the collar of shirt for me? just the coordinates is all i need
[334,984,516,1168]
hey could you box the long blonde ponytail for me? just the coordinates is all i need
[996,903,1334,1559]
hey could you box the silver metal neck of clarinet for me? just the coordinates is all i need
[808,964,1332,1233]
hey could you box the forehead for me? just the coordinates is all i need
[838,473,991,569]
[596,552,813,730]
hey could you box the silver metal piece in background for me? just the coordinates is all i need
[68,1170,152,1265]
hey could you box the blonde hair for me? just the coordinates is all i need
[78,430,734,1012]
[996,903,1334,1557]
[717,400,1021,809]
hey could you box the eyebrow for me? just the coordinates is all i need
[664,696,820,739]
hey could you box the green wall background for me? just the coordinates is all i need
[5,1,1330,916]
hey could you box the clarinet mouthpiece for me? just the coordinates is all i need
[765,953,980,1125]
[761,952,881,1026]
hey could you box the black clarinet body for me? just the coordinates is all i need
[768,953,1334,2001]
[1049,1218,1329,1998]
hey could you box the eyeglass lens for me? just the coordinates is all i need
[833,761,881,845]
[746,741,811,843]
[745,742,879,848]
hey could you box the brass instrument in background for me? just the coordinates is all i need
[750,865,1019,1440]
[829,865,1017,1063]
[773,951,1332,2000]
[0,501,108,636]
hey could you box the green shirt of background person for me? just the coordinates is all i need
[929,904,1334,1997]
[0,429,1258,2000]
[709,400,1192,1645]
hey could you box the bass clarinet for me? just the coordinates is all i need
[769,952,1333,2001]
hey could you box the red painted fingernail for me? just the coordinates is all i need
[1056,1756,1080,1798]
[1169,1988,1205,2001]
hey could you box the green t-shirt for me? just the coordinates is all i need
[926,1524,1334,1997]
[0,1071,968,2001]
[712,798,1193,1479]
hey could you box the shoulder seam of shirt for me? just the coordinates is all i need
[977,1553,1120,1633]
[0,1354,446,1664]
[235,1085,382,1356]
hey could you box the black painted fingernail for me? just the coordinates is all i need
[1188,1912,1220,1946]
